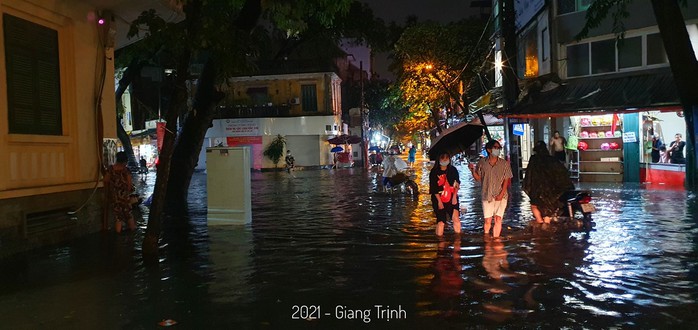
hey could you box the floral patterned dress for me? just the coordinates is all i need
[106,165,133,223]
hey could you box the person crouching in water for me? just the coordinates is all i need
[104,151,136,233]
[522,141,574,224]
[429,152,461,236]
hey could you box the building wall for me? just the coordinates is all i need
[556,1,698,44]
[225,72,342,116]
[200,116,339,170]
[0,0,117,254]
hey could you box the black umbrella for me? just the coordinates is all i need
[427,122,484,160]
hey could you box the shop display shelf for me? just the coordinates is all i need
[578,137,623,140]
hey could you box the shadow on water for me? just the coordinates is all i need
[2,163,698,328]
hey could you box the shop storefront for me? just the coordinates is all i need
[508,110,686,185]
[505,67,685,186]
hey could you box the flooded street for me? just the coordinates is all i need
[1,161,698,328]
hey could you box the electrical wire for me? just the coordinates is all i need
[451,13,493,85]
[68,16,109,215]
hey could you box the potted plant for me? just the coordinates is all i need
[263,134,286,168]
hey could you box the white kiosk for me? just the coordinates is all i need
[206,147,251,225]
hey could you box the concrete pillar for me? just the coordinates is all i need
[206,147,251,225]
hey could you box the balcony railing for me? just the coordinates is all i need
[218,105,291,118]
[218,105,333,118]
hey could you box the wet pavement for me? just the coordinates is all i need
[1,160,698,329]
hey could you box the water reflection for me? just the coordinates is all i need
[0,165,698,328]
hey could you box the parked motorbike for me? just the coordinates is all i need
[557,190,595,230]
[386,169,419,196]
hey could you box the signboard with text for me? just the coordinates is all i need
[224,118,260,136]
[623,132,637,143]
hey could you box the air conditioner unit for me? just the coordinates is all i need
[289,97,300,105]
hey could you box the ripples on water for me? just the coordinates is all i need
[1,163,698,328]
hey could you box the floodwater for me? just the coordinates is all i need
[1,161,698,329]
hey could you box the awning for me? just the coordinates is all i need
[505,68,681,118]
[468,88,500,114]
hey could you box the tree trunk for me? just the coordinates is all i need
[430,104,442,134]
[116,120,138,169]
[650,0,698,189]
[144,0,202,258]
[166,58,224,217]
[115,60,145,169]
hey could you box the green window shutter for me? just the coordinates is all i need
[301,84,317,112]
[4,14,62,135]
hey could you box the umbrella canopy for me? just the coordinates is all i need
[330,146,344,152]
[427,122,485,161]
[328,134,362,145]
[368,146,383,151]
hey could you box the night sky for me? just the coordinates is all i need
[358,0,485,23]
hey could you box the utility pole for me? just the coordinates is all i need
[500,0,520,182]
[360,61,369,169]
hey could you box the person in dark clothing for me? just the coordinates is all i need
[429,152,461,236]
[285,150,295,173]
[651,134,663,163]
[669,133,686,164]
[523,141,575,224]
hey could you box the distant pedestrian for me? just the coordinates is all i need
[408,145,417,167]
[429,152,461,236]
[139,156,148,180]
[668,133,686,164]
[104,151,136,233]
[285,150,295,173]
[549,130,566,163]
[469,140,513,238]
[651,134,663,163]
[381,150,400,191]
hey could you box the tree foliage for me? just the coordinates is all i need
[392,19,490,136]
[121,0,362,256]
[263,134,286,167]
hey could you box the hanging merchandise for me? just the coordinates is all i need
[573,113,624,182]
[578,141,589,150]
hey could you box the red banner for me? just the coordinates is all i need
[156,121,166,152]
[227,136,263,145]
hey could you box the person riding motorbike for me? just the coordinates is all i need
[381,150,411,192]
[523,141,575,224]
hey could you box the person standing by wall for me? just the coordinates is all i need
[429,152,461,236]
[285,150,295,173]
[468,140,513,238]
[104,151,136,233]
[668,133,686,164]
[549,131,567,163]
[651,134,664,163]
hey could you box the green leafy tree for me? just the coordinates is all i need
[577,0,698,189]
[392,19,490,135]
[263,135,286,167]
[121,0,392,256]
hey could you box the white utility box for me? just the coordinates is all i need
[206,147,251,225]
